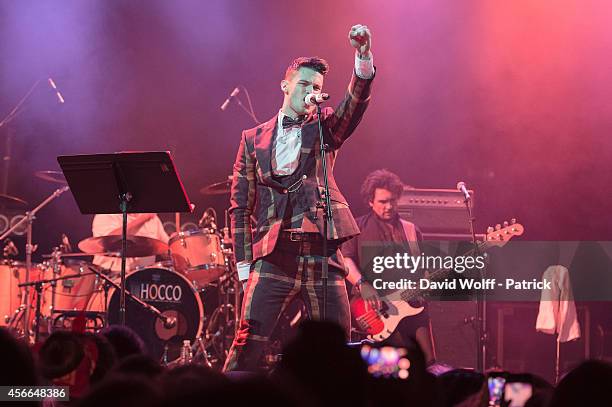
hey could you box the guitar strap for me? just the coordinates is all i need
[400,219,421,258]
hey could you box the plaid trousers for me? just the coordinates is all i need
[223,238,351,372]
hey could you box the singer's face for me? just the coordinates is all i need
[369,188,398,221]
[281,67,324,117]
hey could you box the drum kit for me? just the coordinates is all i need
[1,172,241,368]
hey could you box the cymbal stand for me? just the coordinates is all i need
[222,215,241,334]
[220,253,238,357]
[0,185,70,342]
[49,246,63,318]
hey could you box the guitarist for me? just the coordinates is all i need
[342,169,436,363]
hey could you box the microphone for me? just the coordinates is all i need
[198,208,217,229]
[3,239,18,257]
[47,77,65,104]
[304,93,329,106]
[162,316,177,329]
[61,233,72,252]
[220,87,240,111]
[456,181,471,201]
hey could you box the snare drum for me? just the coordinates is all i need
[87,266,204,362]
[169,228,227,287]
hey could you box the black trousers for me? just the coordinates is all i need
[223,238,351,372]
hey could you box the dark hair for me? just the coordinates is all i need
[74,375,161,407]
[285,57,329,79]
[360,169,404,205]
[99,325,146,360]
[0,327,38,387]
[83,332,117,383]
[550,360,612,407]
[38,331,85,380]
[110,354,164,380]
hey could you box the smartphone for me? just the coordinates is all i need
[487,374,506,406]
[360,344,411,379]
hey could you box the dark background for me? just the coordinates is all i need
[1,0,611,259]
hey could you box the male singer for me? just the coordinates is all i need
[224,24,375,371]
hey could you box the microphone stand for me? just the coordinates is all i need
[111,161,131,327]
[462,194,487,371]
[315,104,333,321]
[0,79,43,195]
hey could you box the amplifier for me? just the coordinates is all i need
[397,187,475,235]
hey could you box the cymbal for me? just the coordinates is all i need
[200,176,232,195]
[35,170,67,184]
[78,235,168,257]
[0,194,28,208]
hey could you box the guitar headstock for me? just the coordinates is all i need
[484,218,524,248]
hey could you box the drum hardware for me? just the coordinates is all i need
[132,260,175,272]
[52,310,106,332]
[48,247,62,317]
[204,302,237,364]
[37,237,99,323]
[18,270,96,342]
[42,251,114,258]
[1,260,40,335]
[6,303,26,327]
[194,216,241,368]
[0,185,70,342]
[215,209,241,365]
[193,336,213,368]
[78,235,169,258]
[161,344,169,366]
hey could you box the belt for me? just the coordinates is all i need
[279,231,323,243]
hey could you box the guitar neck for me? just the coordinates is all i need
[398,240,488,303]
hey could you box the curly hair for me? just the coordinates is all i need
[360,169,404,205]
[285,56,329,79]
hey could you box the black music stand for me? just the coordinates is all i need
[58,151,192,326]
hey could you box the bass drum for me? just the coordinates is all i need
[88,267,203,362]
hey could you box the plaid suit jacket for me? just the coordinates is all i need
[230,70,375,263]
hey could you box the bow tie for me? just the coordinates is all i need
[282,115,306,129]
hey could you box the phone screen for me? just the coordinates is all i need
[488,376,506,406]
[504,382,533,407]
[360,344,411,379]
